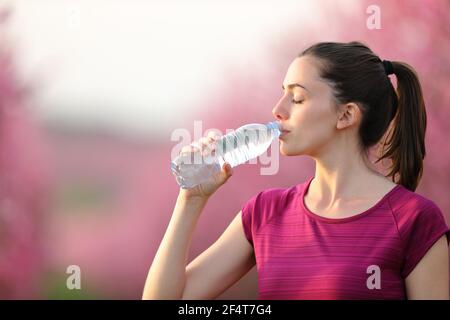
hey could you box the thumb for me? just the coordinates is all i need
[221,162,233,180]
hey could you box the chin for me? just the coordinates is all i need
[280,142,303,157]
[280,144,294,156]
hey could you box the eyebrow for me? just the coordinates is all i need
[282,83,309,92]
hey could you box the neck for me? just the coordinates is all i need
[310,147,385,205]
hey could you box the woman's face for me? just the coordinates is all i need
[272,55,346,157]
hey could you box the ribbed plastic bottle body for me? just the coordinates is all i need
[171,121,280,189]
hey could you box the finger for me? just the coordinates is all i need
[181,144,196,153]
[190,139,206,157]
[206,133,221,152]
[206,134,221,150]
[207,131,220,140]
[198,137,211,150]
[180,144,198,155]
[200,136,218,156]
[222,162,233,177]
[190,141,203,152]
[179,145,190,154]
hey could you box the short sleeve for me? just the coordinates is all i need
[241,187,293,247]
[241,192,262,246]
[398,203,450,278]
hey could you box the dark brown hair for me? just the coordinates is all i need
[301,41,426,192]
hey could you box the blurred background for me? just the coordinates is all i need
[0,0,449,299]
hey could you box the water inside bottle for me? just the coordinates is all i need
[171,121,280,188]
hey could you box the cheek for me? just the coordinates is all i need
[291,102,335,135]
[287,103,336,149]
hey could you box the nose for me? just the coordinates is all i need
[272,96,289,121]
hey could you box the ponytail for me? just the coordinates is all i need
[375,62,427,192]
[301,42,427,192]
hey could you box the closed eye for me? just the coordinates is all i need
[292,99,304,104]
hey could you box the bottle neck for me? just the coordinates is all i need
[266,121,280,131]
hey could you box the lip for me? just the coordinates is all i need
[279,130,290,139]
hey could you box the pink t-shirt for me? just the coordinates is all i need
[241,176,450,300]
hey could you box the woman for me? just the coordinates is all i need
[143,41,450,300]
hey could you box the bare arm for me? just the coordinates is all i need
[142,191,255,300]
[142,192,209,299]
[405,235,449,299]
[142,132,255,299]
[181,210,255,299]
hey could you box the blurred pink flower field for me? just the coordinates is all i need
[0,0,449,299]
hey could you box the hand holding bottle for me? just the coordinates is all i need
[177,132,234,199]
[171,121,280,190]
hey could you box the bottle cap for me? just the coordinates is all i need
[266,121,280,131]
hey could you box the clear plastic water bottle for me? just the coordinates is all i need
[171,121,281,189]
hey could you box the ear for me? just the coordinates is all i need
[336,102,360,130]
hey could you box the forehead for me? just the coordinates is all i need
[283,56,323,89]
